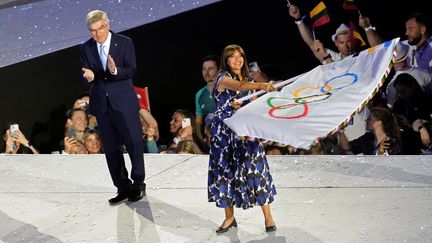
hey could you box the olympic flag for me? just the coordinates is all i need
[224,38,399,149]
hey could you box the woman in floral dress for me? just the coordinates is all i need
[208,44,277,234]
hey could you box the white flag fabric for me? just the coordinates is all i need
[224,38,399,149]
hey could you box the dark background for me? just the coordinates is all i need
[0,0,428,152]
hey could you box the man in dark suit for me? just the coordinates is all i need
[81,10,146,205]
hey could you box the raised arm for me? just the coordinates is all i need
[218,76,274,93]
[288,4,314,46]
[359,16,383,47]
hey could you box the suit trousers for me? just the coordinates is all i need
[97,101,145,193]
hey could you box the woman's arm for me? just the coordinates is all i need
[219,76,274,92]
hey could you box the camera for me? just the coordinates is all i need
[65,128,76,138]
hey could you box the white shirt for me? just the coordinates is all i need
[97,32,117,75]
[322,48,342,64]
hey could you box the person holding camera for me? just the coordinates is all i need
[167,109,205,153]
[81,10,146,205]
[2,124,38,154]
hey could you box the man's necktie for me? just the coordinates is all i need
[99,44,107,71]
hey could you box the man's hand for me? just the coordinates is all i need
[82,68,94,82]
[231,100,242,110]
[108,55,116,74]
[288,4,301,19]
[310,40,330,62]
[359,16,371,29]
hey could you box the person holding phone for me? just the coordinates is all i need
[338,107,403,155]
[81,10,146,205]
[2,123,38,154]
[167,109,205,153]
[208,44,277,234]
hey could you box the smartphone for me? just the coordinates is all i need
[10,124,19,135]
[181,118,191,128]
[65,129,76,138]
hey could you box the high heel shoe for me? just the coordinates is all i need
[216,218,237,234]
[265,225,277,232]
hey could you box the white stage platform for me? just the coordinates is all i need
[1,154,431,242]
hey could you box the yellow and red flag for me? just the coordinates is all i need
[349,21,366,47]
[310,1,330,29]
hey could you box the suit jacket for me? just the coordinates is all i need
[80,31,140,117]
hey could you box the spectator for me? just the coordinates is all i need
[288,4,354,64]
[393,73,432,154]
[175,140,202,154]
[405,12,432,73]
[168,109,205,153]
[195,55,219,139]
[65,108,88,143]
[2,123,39,154]
[386,42,432,107]
[83,129,102,154]
[73,92,98,129]
[338,107,403,155]
[288,3,367,140]
[361,12,431,72]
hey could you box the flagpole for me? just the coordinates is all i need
[312,29,316,40]
[286,0,291,7]
[236,78,299,103]
[357,9,362,17]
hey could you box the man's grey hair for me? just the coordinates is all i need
[86,10,110,26]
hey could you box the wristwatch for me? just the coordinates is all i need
[294,16,304,25]
[364,26,376,32]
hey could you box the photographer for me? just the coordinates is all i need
[2,123,39,154]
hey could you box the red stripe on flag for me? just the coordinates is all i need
[312,15,330,29]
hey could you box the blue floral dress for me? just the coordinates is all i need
[208,71,276,209]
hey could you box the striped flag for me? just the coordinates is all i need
[343,0,358,10]
[349,21,366,46]
[310,1,330,29]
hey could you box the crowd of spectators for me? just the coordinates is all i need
[2,10,431,156]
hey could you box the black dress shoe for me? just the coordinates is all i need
[128,189,146,202]
[216,218,237,234]
[265,225,277,232]
[108,192,130,205]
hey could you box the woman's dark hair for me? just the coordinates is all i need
[220,44,249,81]
[370,107,402,143]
